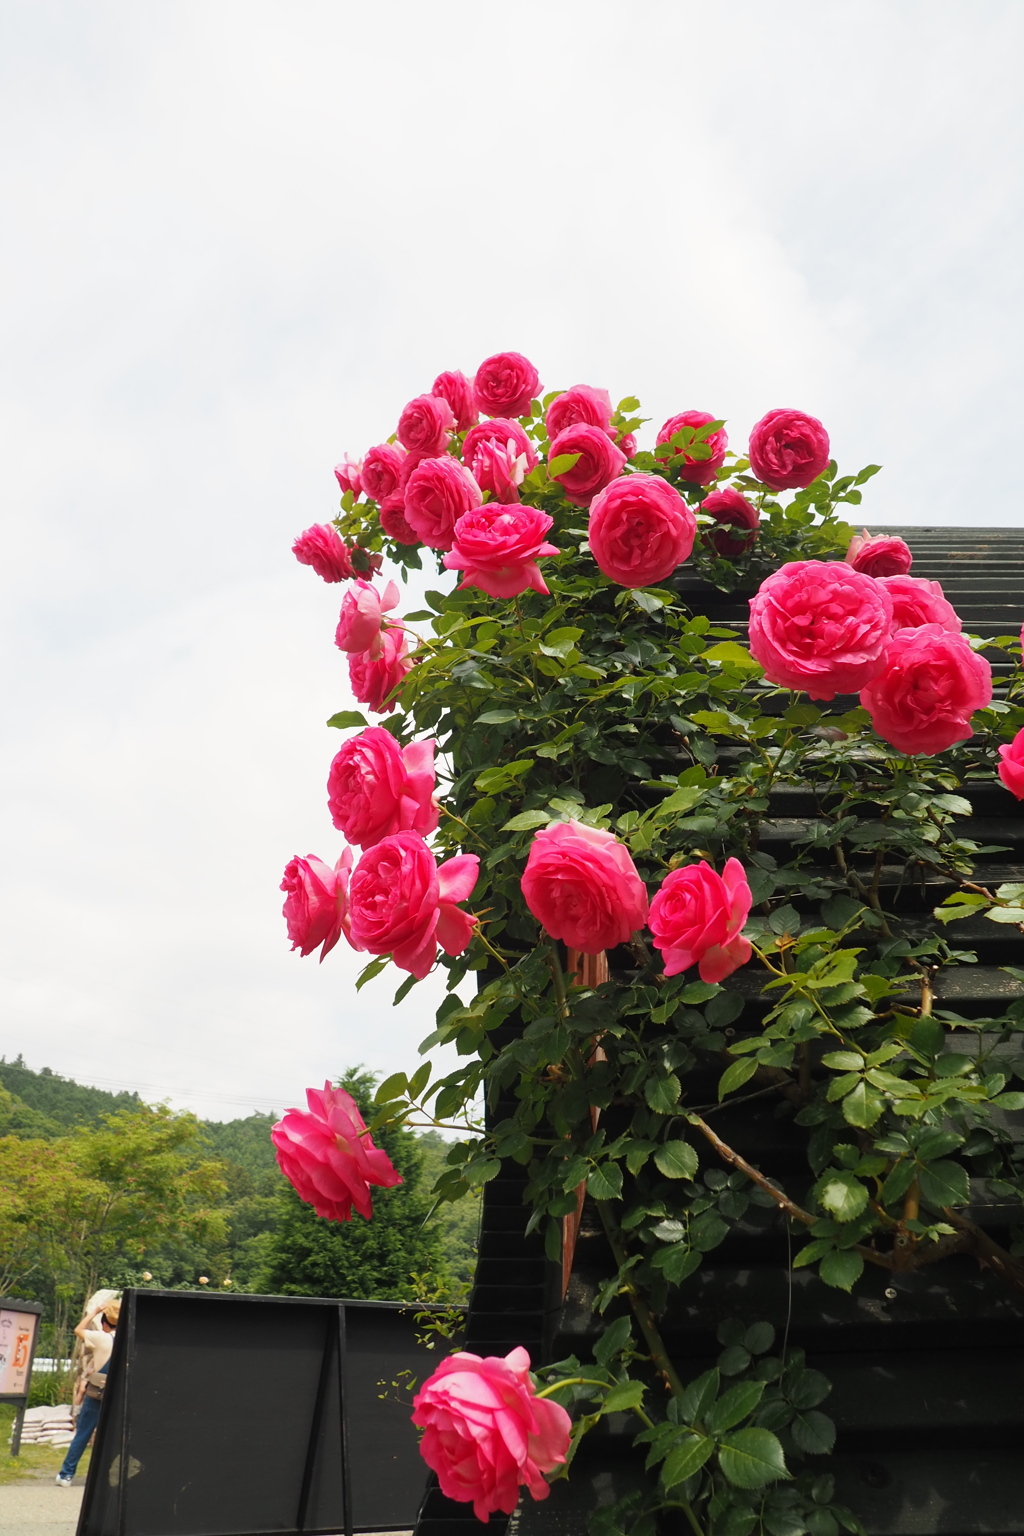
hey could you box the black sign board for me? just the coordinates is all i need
[77,1289,457,1536]
[0,1297,43,1455]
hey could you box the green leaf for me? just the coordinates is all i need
[326,710,368,730]
[705,1380,766,1434]
[986,907,1024,925]
[645,1072,681,1113]
[476,709,519,724]
[744,1322,775,1355]
[548,452,582,477]
[662,1434,715,1489]
[355,957,389,990]
[791,1411,836,1455]
[652,785,707,819]
[818,1249,864,1291]
[719,1057,758,1100]
[679,1367,719,1426]
[821,1051,864,1071]
[587,1162,624,1200]
[593,1314,633,1367]
[474,759,533,793]
[653,1141,699,1180]
[817,1172,868,1222]
[917,1159,970,1209]
[501,809,552,832]
[703,641,762,671]
[602,1380,646,1414]
[374,1072,407,1103]
[652,1243,701,1284]
[717,1428,790,1488]
[717,1345,751,1376]
[841,1080,884,1129]
[786,1369,831,1410]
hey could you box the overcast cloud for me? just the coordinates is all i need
[1,0,1022,1120]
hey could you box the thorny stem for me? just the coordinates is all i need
[547,943,568,1018]
[473,926,511,972]
[439,805,489,850]
[594,1201,688,1398]
[534,1377,655,1430]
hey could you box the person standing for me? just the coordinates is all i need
[55,1298,120,1487]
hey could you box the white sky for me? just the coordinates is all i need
[1,1,1022,1121]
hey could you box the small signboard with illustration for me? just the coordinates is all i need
[0,1300,43,1455]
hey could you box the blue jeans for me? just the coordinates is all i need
[59,1392,101,1479]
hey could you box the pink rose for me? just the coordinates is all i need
[588,473,697,588]
[998,729,1024,800]
[846,530,913,578]
[348,625,413,714]
[397,394,455,459]
[655,410,728,485]
[748,560,893,700]
[280,849,353,962]
[333,457,363,498]
[470,436,530,502]
[334,579,401,654]
[462,418,538,475]
[361,443,408,504]
[328,728,438,850]
[292,524,353,584]
[520,821,649,954]
[649,858,753,983]
[348,832,479,979]
[379,493,420,545]
[618,431,637,458]
[432,370,478,433]
[860,624,992,755]
[545,384,614,440]
[443,505,559,599]
[878,575,961,634]
[412,1347,570,1522]
[473,351,541,419]
[548,424,627,507]
[701,488,759,556]
[271,1082,402,1222]
[748,408,830,490]
[404,457,482,551]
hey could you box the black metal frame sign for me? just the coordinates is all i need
[0,1298,43,1456]
[76,1289,456,1536]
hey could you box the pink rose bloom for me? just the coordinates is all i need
[588,473,697,588]
[649,858,753,983]
[618,431,637,458]
[521,821,649,954]
[335,579,401,654]
[879,575,961,634]
[444,505,559,599]
[404,457,482,551]
[545,384,614,440]
[748,408,830,490]
[462,418,538,475]
[361,443,408,504]
[292,524,353,584]
[548,424,627,507]
[998,729,1024,800]
[473,351,541,419]
[860,624,992,755]
[328,728,438,850]
[397,394,455,460]
[655,411,728,485]
[432,370,478,433]
[271,1083,402,1223]
[348,625,413,714]
[412,1347,570,1522]
[701,488,759,556]
[748,560,893,700]
[334,457,363,498]
[280,849,353,962]
[348,832,479,979]
[379,493,420,545]
[846,530,913,578]
[470,436,530,503]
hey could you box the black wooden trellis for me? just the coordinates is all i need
[414,527,1024,1536]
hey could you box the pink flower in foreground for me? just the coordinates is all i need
[444,505,559,598]
[548,423,627,506]
[462,418,538,475]
[403,457,482,550]
[860,624,992,755]
[292,524,353,584]
[470,436,530,503]
[474,351,540,419]
[361,443,408,504]
[649,858,752,983]
[328,728,438,850]
[431,370,477,433]
[379,494,420,545]
[413,1347,570,1522]
[655,410,728,485]
[521,821,648,954]
[334,579,401,654]
[998,729,1024,800]
[348,832,479,979]
[397,394,455,460]
[748,408,830,490]
[846,530,913,578]
[349,626,413,714]
[748,560,893,699]
[545,384,614,440]
[280,849,353,962]
[879,574,961,634]
[702,488,759,556]
[271,1083,402,1222]
[588,473,696,588]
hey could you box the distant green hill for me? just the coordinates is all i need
[0,1056,142,1131]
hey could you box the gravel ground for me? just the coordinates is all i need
[0,1481,84,1536]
